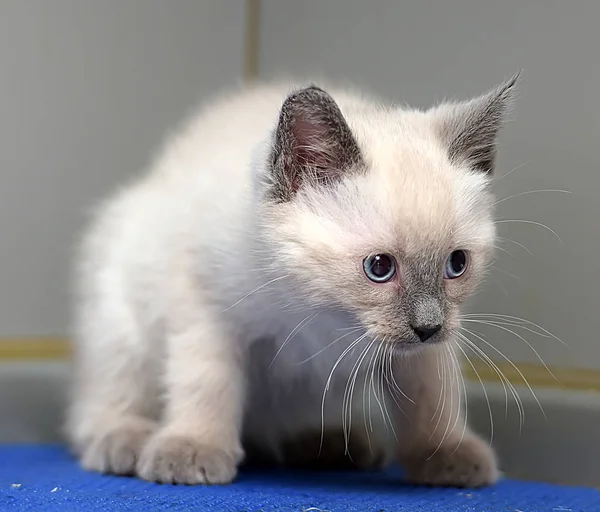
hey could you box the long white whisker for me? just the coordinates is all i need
[384,349,415,404]
[496,236,533,256]
[461,313,567,347]
[492,244,515,258]
[295,327,362,365]
[269,312,319,368]
[345,338,374,455]
[223,274,289,311]
[494,160,531,181]
[321,333,368,454]
[382,340,408,418]
[455,341,494,446]
[461,319,557,380]
[458,329,524,428]
[447,341,469,455]
[460,326,546,420]
[493,189,571,207]
[463,318,552,340]
[430,347,449,441]
[458,330,509,419]
[494,219,563,244]
[377,343,399,442]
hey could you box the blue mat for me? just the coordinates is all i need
[0,446,599,511]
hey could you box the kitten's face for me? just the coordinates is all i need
[264,79,516,350]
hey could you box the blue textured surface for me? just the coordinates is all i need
[0,446,599,511]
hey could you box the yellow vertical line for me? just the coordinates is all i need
[244,0,261,82]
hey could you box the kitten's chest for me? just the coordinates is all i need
[247,309,371,394]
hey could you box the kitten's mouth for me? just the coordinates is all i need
[381,332,448,354]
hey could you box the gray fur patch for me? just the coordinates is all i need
[268,86,364,202]
[437,73,519,174]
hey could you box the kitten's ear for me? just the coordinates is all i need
[432,73,519,174]
[268,86,363,202]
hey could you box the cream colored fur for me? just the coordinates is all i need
[66,79,514,487]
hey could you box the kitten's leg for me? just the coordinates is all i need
[66,304,159,476]
[137,275,245,485]
[393,344,498,488]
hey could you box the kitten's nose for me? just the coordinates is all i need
[411,324,442,342]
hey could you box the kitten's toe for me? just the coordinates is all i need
[80,418,156,476]
[137,434,239,485]
[403,434,499,488]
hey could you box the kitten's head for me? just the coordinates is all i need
[261,77,517,350]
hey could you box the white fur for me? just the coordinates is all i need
[66,80,507,486]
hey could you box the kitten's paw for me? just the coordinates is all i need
[403,434,499,488]
[80,418,155,476]
[283,429,389,471]
[137,434,239,485]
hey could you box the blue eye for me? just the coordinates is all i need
[444,250,468,279]
[363,254,396,283]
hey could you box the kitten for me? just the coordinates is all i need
[66,75,517,487]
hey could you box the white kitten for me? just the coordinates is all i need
[66,76,517,487]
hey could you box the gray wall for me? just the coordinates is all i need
[259,0,600,370]
[0,0,246,336]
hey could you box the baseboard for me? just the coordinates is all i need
[0,338,70,360]
[1,337,599,394]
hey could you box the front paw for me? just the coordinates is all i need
[79,418,155,476]
[403,434,499,488]
[137,434,240,485]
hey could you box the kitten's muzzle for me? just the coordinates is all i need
[406,295,445,343]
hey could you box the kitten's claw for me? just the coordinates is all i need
[403,434,499,488]
[80,418,155,476]
[137,434,239,485]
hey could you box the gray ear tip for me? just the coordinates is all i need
[509,69,523,85]
[497,71,522,97]
[287,84,330,102]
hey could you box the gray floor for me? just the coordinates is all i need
[1,363,599,486]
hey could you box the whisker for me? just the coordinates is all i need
[447,342,469,456]
[334,325,363,332]
[491,266,521,282]
[222,274,290,311]
[455,341,494,446]
[458,330,524,429]
[496,236,533,256]
[461,313,567,346]
[342,336,374,453]
[269,312,319,368]
[463,317,551,337]
[461,319,557,379]
[459,326,546,420]
[494,219,563,244]
[321,333,368,454]
[384,348,415,405]
[458,330,515,422]
[377,343,399,442]
[492,244,515,258]
[295,327,362,365]
[494,160,531,182]
[429,347,449,441]
[493,189,571,207]
[382,339,409,419]
[344,338,374,454]
[428,344,461,459]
